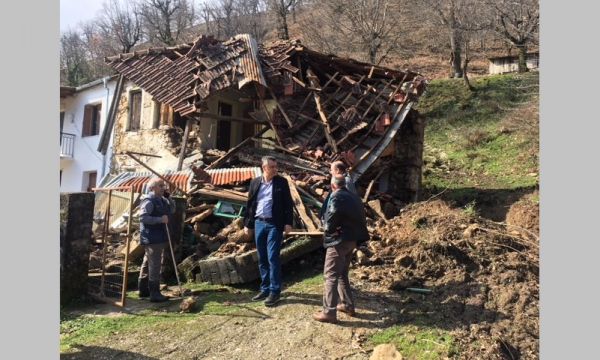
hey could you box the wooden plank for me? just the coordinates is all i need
[306,68,338,153]
[292,76,306,88]
[186,208,214,224]
[193,188,248,202]
[177,118,193,171]
[292,71,340,124]
[186,203,214,213]
[205,126,268,170]
[254,83,284,147]
[283,174,317,231]
[120,186,135,306]
[267,87,293,127]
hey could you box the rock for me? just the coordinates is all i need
[370,343,403,360]
[180,296,198,313]
[356,250,368,265]
[393,255,414,268]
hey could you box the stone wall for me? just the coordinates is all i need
[60,192,95,305]
[389,109,426,202]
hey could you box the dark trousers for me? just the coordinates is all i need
[140,242,166,283]
[254,219,283,295]
[323,240,357,316]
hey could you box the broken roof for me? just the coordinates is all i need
[106,33,427,183]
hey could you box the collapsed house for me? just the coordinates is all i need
[95,33,427,285]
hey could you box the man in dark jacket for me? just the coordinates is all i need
[318,160,357,222]
[139,177,175,302]
[243,156,293,307]
[313,175,369,323]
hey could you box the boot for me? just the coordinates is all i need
[138,276,149,298]
[149,280,168,302]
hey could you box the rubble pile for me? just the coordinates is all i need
[356,200,539,359]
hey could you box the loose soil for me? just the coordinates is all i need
[61,199,539,360]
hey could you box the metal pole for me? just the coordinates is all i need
[165,223,183,297]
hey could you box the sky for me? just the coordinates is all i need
[60,0,106,32]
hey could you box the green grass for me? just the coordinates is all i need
[60,311,196,352]
[61,282,261,353]
[416,72,539,190]
[369,323,458,360]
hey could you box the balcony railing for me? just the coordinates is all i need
[60,132,75,158]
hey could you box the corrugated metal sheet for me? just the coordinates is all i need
[236,34,268,89]
[102,170,193,194]
[205,167,261,186]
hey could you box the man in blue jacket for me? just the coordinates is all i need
[314,175,369,323]
[244,156,293,307]
[138,177,175,302]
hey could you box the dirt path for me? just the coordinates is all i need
[61,274,397,360]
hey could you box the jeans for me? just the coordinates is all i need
[254,219,283,295]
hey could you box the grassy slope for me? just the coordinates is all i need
[416,72,539,191]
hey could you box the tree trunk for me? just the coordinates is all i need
[369,34,381,64]
[462,40,475,91]
[277,11,290,40]
[450,29,463,78]
[517,44,529,73]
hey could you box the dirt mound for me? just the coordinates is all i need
[506,192,539,237]
[356,200,539,359]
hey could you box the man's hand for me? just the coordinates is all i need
[284,225,292,235]
[161,215,169,224]
[243,227,250,236]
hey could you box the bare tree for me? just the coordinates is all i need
[268,0,297,40]
[422,0,491,78]
[490,0,538,72]
[300,0,404,65]
[199,1,214,36]
[60,30,92,86]
[140,0,196,45]
[214,0,239,38]
[237,0,269,42]
[97,0,143,53]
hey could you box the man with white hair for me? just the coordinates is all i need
[243,156,293,307]
[138,177,175,302]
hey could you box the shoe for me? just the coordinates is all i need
[138,277,149,298]
[336,304,356,317]
[148,280,169,303]
[313,311,337,324]
[264,293,281,307]
[252,291,269,301]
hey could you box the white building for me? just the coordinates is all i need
[60,76,118,192]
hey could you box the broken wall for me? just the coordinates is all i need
[199,90,254,150]
[111,85,180,173]
[389,110,426,202]
[60,192,94,304]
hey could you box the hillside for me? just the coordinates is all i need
[416,71,539,220]
[60,72,540,360]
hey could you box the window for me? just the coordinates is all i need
[82,104,101,137]
[128,90,142,131]
[216,101,233,150]
[85,171,97,192]
[152,100,161,129]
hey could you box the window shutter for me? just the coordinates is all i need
[83,105,92,136]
